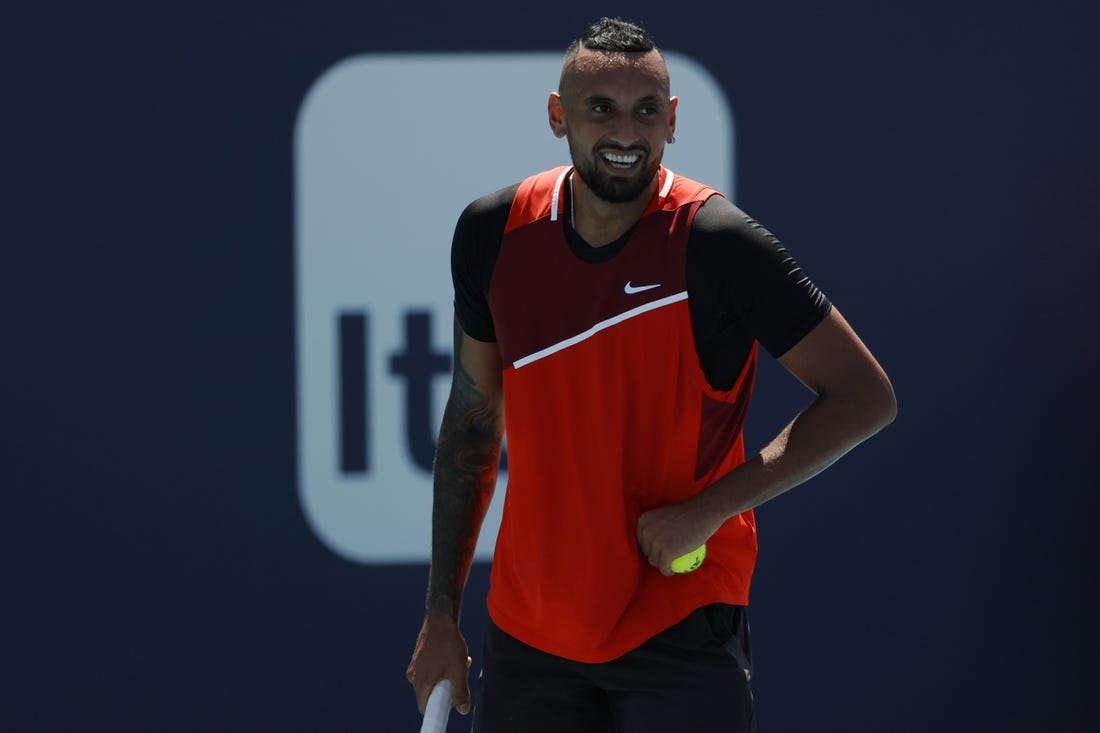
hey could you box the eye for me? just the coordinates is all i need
[592,103,611,114]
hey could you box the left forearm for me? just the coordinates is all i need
[699,384,896,522]
[637,307,896,571]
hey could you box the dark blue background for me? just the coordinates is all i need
[5,1,1098,730]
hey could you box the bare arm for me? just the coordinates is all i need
[407,318,504,714]
[428,321,505,620]
[636,306,897,573]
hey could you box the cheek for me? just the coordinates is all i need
[565,126,597,149]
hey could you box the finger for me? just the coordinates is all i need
[646,555,667,576]
[451,661,472,715]
[453,682,471,715]
[414,670,446,715]
[415,677,437,715]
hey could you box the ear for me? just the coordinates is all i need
[548,92,567,139]
[666,96,678,144]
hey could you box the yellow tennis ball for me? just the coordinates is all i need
[670,544,706,573]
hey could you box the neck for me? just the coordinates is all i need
[569,171,657,248]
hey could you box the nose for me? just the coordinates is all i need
[607,112,645,149]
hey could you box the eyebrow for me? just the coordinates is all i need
[583,94,665,106]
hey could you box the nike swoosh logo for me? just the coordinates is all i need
[623,281,661,295]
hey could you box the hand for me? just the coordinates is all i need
[407,610,473,715]
[636,497,722,576]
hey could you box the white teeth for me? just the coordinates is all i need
[602,152,639,165]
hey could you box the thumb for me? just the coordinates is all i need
[452,656,473,715]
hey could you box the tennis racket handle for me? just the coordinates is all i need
[420,679,453,733]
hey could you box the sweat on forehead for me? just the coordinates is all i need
[558,48,670,98]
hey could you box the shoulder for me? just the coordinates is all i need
[452,182,521,257]
[691,195,756,236]
[457,182,521,228]
[689,195,787,266]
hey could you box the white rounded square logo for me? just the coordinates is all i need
[295,52,735,563]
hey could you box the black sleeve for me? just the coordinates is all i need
[450,183,519,343]
[687,195,832,388]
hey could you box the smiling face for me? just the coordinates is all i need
[550,47,677,204]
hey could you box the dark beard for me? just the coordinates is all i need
[570,146,661,204]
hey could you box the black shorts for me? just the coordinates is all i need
[473,604,755,733]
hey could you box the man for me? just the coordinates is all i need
[407,17,896,732]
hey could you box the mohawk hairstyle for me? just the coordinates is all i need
[559,18,665,95]
[566,17,658,57]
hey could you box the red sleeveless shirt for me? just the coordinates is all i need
[486,166,759,663]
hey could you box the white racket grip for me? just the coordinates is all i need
[420,679,453,733]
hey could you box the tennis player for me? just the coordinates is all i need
[407,17,896,732]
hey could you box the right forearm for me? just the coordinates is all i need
[426,371,504,621]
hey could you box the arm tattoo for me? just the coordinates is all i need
[427,322,504,621]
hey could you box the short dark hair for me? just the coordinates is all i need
[565,17,658,58]
[559,18,664,95]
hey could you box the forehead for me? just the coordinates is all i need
[563,48,670,99]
